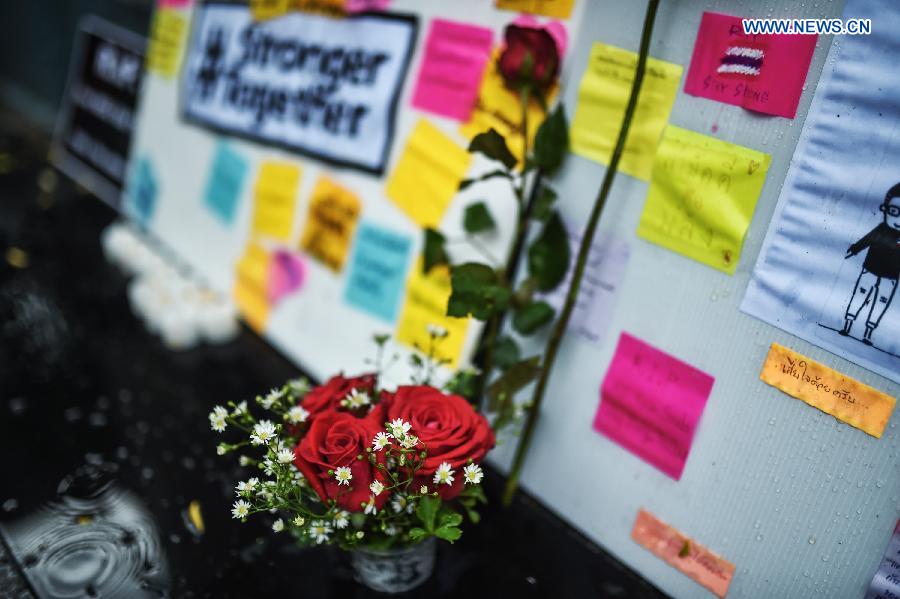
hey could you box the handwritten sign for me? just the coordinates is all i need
[684,11,817,118]
[570,43,682,181]
[146,7,187,79]
[411,19,494,122]
[344,221,411,323]
[204,142,248,226]
[233,241,272,332]
[299,176,361,272]
[866,520,900,599]
[181,5,417,174]
[760,343,895,438]
[495,0,574,19]
[594,332,714,480]
[126,156,158,225]
[396,261,469,369]
[251,162,301,242]
[631,509,735,599]
[637,125,771,275]
[268,249,306,304]
[386,119,472,228]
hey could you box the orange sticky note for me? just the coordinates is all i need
[760,343,895,438]
[299,177,361,272]
[249,0,292,20]
[233,241,272,332]
[252,162,301,242]
[632,509,735,598]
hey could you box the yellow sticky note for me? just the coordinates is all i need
[300,177,361,272]
[495,0,574,19]
[637,125,770,274]
[570,43,683,181]
[760,343,895,438]
[396,262,469,370]
[461,50,558,165]
[252,162,302,242]
[146,8,187,79]
[250,0,292,20]
[386,120,471,228]
[233,241,272,332]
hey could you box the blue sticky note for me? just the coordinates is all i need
[127,157,158,225]
[344,221,412,323]
[204,142,248,225]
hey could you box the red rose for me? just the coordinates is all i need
[293,404,389,512]
[498,22,561,91]
[301,373,377,419]
[382,386,494,500]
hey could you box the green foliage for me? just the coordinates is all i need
[493,336,521,371]
[512,301,555,334]
[447,263,511,320]
[444,368,479,399]
[416,495,440,531]
[468,129,517,170]
[527,211,570,291]
[488,355,541,410]
[532,184,558,222]
[463,202,496,234]
[423,228,449,273]
[414,495,463,544]
[458,169,512,191]
[532,105,568,175]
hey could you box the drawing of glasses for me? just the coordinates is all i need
[880,204,900,217]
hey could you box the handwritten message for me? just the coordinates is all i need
[204,142,248,226]
[233,241,272,332]
[866,520,900,599]
[632,509,735,599]
[594,332,714,480]
[571,43,683,181]
[344,221,411,323]
[146,7,187,79]
[637,125,770,275]
[126,156,158,225]
[386,119,471,228]
[495,0,574,19]
[411,19,494,122]
[251,162,301,242]
[300,177,361,272]
[684,11,817,118]
[181,5,417,173]
[760,343,896,438]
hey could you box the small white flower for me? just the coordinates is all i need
[216,443,227,456]
[285,405,309,424]
[292,515,305,527]
[388,418,411,438]
[433,462,455,486]
[463,463,483,485]
[400,435,419,449]
[260,388,282,409]
[276,447,294,464]
[333,510,349,529]
[426,324,448,338]
[334,466,353,486]
[384,524,398,537]
[369,480,384,496]
[236,477,259,495]
[239,455,253,467]
[356,531,364,539]
[208,406,228,432]
[372,432,391,451]
[288,377,310,395]
[250,420,277,446]
[342,389,371,410]
[309,520,332,544]
[231,401,248,416]
[391,494,414,514]
[363,496,378,515]
[262,458,276,476]
[419,485,429,495]
[231,499,251,519]
[272,518,284,532]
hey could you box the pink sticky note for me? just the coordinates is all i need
[344,0,391,12]
[157,0,192,7]
[268,250,306,304]
[411,19,494,122]
[683,12,817,118]
[593,333,714,480]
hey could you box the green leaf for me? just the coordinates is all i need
[512,301,555,335]
[463,202,496,234]
[438,511,464,528]
[487,356,541,408]
[532,105,568,175]
[458,169,512,191]
[444,368,479,399]
[447,263,511,320]
[532,185,558,222]
[423,228,449,273]
[468,129,517,170]
[527,211,570,291]
[409,527,429,541]
[416,495,441,532]
[466,508,481,524]
[434,525,463,543]
[493,336,521,371]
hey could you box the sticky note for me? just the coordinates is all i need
[495,0,574,19]
[570,43,683,181]
[386,120,471,228]
[343,0,391,12]
[684,12,818,118]
[411,19,494,122]
[632,509,735,599]
[461,49,557,164]
[146,8,187,79]
[233,241,272,332]
[127,157,158,225]
[203,143,248,226]
[866,520,900,599]
[760,343,895,438]
[158,0,192,7]
[396,261,469,369]
[268,249,306,304]
[249,0,291,21]
[594,332,714,480]
[637,125,770,274]
[251,162,301,242]
[299,177,361,273]
[344,221,412,323]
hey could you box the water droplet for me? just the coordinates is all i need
[808,535,817,545]
[754,520,762,529]
[768,418,776,426]
[876,480,885,489]
[756,534,764,541]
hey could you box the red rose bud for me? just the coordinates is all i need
[498,23,560,91]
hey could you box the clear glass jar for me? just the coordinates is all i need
[350,537,436,593]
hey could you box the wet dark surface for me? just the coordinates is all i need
[0,126,668,598]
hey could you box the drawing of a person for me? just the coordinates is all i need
[840,183,900,345]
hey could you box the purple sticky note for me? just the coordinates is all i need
[594,333,714,480]
[268,250,306,305]
[411,18,494,122]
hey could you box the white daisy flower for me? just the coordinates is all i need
[216,443,227,456]
[272,518,284,532]
[276,447,294,464]
[363,496,378,515]
[261,388,283,409]
[231,499,250,519]
[236,477,259,495]
[463,463,483,485]
[262,458,276,476]
[388,418,411,438]
[333,510,349,529]
[309,520,332,544]
[384,524,398,537]
[231,401,248,416]
[238,455,253,467]
[426,324,448,338]
[250,420,277,446]
[334,466,353,486]
[342,389,371,410]
[433,462,455,486]
[372,432,391,451]
[285,405,309,424]
[369,480,384,496]
[208,406,228,432]
[399,435,419,449]
[288,377,310,395]
[292,515,305,527]
[391,494,414,514]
